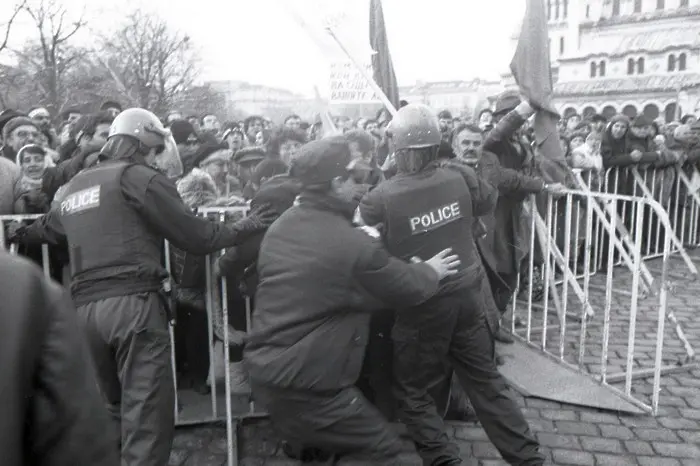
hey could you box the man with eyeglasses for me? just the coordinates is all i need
[2,116,41,162]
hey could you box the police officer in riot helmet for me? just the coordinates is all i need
[359,104,545,466]
[8,107,275,466]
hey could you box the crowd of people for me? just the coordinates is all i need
[1,90,700,466]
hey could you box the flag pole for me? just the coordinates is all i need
[325,26,398,117]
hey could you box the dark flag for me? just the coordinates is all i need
[370,0,400,110]
[510,0,571,184]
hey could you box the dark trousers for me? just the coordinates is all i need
[252,383,403,465]
[77,292,175,466]
[357,309,397,421]
[174,302,210,387]
[485,266,519,316]
[392,285,544,466]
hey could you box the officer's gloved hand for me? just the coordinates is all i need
[234,203,277,235]
[5,221,26,243]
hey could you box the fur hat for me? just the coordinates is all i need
[176,168,219,209]
[2,116,38,141]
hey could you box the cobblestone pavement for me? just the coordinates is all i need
[169,255,700,465]
[169,364,700,466]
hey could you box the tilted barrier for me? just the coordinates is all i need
[509,187,697,415]
[2,170,700,464]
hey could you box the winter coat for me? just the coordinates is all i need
[244,191,440,391]
[0,252,119,466]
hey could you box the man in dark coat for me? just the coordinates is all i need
[0,252,119,466]
[243,136,461,464]
[482,92,564,321]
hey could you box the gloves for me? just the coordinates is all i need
[233,203,277,236]
[5,221,26,243]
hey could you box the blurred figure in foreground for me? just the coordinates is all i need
[0,252,119,466]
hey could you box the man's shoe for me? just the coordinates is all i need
[493,328,514,344]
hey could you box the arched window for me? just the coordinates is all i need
[680,0,689,7]
[563,107,578,119]
[547,0,552,20]
[657,0,665,9]
[612,0,621,16]
[563,0,568,18]
[555,0,560,19]
[627,58,636,75]
[602,105,617,120]
[637,57,645,74]
[634,0,642,12]
[582,106,597,120]
[623,105,638,119]
[586,4,590,18]
[679,53,687,71]
[668,55,676,72]
[643,104,660,122]
[590,62,597,78]
[560,37,565,55]
[599,61,606,77]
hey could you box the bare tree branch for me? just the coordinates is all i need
[0,0,27,54]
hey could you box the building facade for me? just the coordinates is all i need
[207,80,316,122]
[399,79,504,118]
[504,0,700,122]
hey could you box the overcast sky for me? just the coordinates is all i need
[2,0,525,96]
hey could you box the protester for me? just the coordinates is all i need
[0,252,119,466]
[244,136,461,465]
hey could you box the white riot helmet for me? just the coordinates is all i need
[109,108,183,178]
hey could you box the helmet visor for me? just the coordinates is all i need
[154,133,183,179]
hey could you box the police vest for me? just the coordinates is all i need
[382,167,479,292]
[58,161,166,304]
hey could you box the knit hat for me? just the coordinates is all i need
[100,101,122,112]
[0,109,25,139]
[170,119,199,145]
[233,146,267,165]
[194,142,230,167]
[438,110,453,120]
[2,116,38,141]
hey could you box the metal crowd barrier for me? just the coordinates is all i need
[2,167,700,462]
[509,187,698,415]
[0,208,263,466]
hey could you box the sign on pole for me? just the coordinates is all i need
[329,60,380,103]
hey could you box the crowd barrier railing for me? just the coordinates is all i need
[603,165,698,276]
[0,209,262,466]
[510,188,697,415]
[3,174,700,463]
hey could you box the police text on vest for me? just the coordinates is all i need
[61,186,101,215]
[409,202,461,234]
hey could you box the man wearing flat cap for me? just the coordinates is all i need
[234,146,267,199]
[243,136,461,464]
